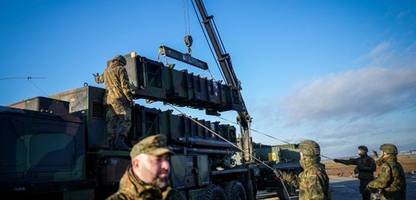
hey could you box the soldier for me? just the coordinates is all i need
[334,145,376,200]
[281,140,330,200]
[367,144,407,200]
[94,55,133,149]
[107,134,177,200]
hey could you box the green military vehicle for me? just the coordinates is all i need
[0,1,301,199]
[0,92,298,200]
[254,143,300,163]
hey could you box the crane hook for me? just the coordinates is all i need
[184,35,193,54]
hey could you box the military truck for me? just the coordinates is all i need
[1,55,300,200]
[0,0,300,199]
[253,143,300,164]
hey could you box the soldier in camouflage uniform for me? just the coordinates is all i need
[367,144,406,200]
[334,145,376,200]
[281,140,330,200]
[107,134,181,200]
[94,55,133,149]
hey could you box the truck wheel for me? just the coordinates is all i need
[244,181,256,200]
[204,184,226,200]
[275,180,290,200]
[224,181,247,200]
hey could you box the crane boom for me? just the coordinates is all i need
[193,0,253,163]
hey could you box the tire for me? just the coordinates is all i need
[275,179,290,200]
[224,181,247,200]
[244,181,256,200]
[204,184,226,200]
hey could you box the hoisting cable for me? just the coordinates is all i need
[217,115,291,144]
[180,0,215,81]
[216,115,335,160]
[167,104,291,198]
[183,0,193,55]
[182,0,191,36]
[190,0,226,82]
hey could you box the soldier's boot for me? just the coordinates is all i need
[114,135,131,150]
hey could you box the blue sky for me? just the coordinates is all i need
[1,0,415,157]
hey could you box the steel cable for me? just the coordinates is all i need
[167,104,291,198]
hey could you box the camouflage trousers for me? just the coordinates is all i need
[106,100,132,140]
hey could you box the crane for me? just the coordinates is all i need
[193,0,253,163]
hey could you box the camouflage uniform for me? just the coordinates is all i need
[95,55,133,148]
[282,140,330,200]
[107,134,181,200]
[334,146,376,200]
[367,144,406,200]
[107,166,173,200]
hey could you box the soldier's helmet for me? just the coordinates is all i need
[111,55,127,66]
[299,140,320,156]
[380,143,398,155]
[358,145,368,152]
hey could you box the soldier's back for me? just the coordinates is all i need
[384,160,406,200]
[299,164,330,200]
[103,65,131,104]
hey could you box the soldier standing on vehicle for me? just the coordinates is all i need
[94,55,133,150]
[107,134,180,200]
[334,145,376,200]
[280,140,330,200]
[366,144,407,200]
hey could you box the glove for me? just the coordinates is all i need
[93,73,102,83]
[354,167,359,175]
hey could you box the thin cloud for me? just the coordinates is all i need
[368,41,390,58]
[281,67,416,124]
[319,125,416,158]
[280,41,416,124]
[254,41,416,157]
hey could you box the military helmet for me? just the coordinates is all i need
[299,140,320,156]
[380,143,398,155]
[358,145,368,152]
[111,55,127,66]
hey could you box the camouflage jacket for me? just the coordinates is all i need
[336,155,376,180]
[107,166,172,200]
[95,64,133,105]
[367,157,406,200]
[282,160,330,200]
